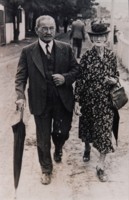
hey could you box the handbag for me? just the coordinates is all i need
[110,82,128,110]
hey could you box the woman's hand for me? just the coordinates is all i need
[74,102,82,116]
[104,76,117,85]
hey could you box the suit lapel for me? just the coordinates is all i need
[31,42,46,77]
[54,40,65,73]
[31,40,65,76]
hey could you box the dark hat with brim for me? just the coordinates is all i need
[88,23,110,36]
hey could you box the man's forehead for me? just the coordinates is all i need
[40,19,55,26]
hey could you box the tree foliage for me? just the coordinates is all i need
[22,0,77,19]
[5,0,99,40]
[76,0,98,18]
[7,0,98,20]
[7,0,25,41]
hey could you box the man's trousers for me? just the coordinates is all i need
[34,98,73,174]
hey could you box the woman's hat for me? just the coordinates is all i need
[88,22,110,36]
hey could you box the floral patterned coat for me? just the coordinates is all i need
[75,46,119,154]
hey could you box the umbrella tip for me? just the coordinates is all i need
[14,189,17,200]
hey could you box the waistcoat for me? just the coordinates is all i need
[39,44,59,103]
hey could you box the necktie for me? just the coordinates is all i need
[46,43,51,59]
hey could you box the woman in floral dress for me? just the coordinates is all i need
[75,22,119,182]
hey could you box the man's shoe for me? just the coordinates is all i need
[54,149,62,163]
[41,173,51,185]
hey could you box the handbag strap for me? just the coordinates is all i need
[112,76,120,87]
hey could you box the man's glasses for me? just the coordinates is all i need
[39,26,55,32]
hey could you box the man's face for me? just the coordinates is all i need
[36,18,56,43]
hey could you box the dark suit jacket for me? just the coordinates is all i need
[70,19,85,40]
[15,39,79,115]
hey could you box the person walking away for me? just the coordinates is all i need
[15,15,79,185]
[114,25,119,44]
[63,17,69,33]
[56,16,60,33]
[74,22,119,182]
[70,14,85,58]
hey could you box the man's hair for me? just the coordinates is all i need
[35,15,56,28]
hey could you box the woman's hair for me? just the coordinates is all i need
[89,33,109,43]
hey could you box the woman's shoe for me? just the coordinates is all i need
[54,148,62,163]
[96,166,108,182]
[83,150,90,162]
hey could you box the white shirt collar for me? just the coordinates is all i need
[39,39,53,54]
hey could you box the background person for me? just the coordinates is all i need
[70,14,85,59]
[63,17,69,33]
[114,25,119,44]
[15,15,79,185]
[74,22,119,182]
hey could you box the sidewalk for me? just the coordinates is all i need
[0,37,37,64]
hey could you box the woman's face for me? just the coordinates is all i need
[90,34,108,47]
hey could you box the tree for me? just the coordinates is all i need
[23,0,47,32]
[7,0,47,38]
[6,0,99,40]
[76,0,99,19]
[8,0,24,41]
[23,0,77,31]
[32,0,77,19]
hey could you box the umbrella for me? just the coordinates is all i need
[112,108,120,146]
[12,108,26,189]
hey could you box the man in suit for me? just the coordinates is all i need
[70,14,85,58]
[15,15,79,185]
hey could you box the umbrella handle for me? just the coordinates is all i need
[20,107,24,121]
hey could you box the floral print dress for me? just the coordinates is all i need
[75,46,119,154]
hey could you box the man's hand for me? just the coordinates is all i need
[15,99,26,111]
[74,102,82,116]
[52,74,65,86]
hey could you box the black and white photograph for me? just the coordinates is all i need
[0,0,129,199]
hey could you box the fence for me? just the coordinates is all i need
[117,33,129,71]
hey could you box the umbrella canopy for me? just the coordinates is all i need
[12,109,26,189]
[112,108,120,146]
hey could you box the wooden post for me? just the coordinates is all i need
[110,0,115,50]
[128,0,129,19]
